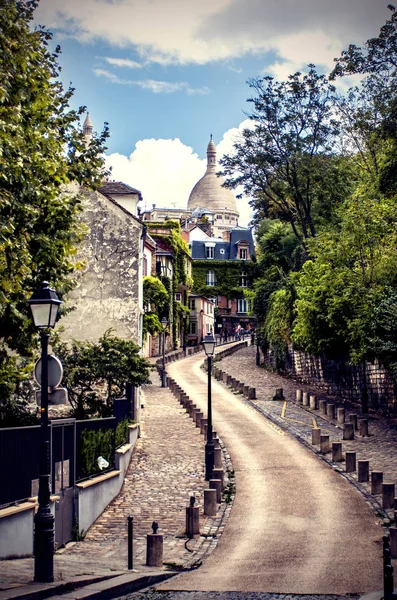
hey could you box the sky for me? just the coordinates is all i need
[34,0,390,226]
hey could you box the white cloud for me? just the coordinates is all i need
[93,68,210,94]
[35,0,388,71]
[105,123,254,226]
[103,57,143,69]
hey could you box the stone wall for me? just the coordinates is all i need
[266,345,397,411]
[60,189,143,344]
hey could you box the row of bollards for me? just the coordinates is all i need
[311,425,396,510]
[167,376,229,529]
[383,535,397,599]
[127,516,164,568]
[296,389,369,439]
[213,365,256,400]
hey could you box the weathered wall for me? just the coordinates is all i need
[60,190,143,344]
[266,345,397,411]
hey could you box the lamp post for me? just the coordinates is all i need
[161,317,168,387]
[182,311,187,356]
[28,282,62,583]
[256,336,261,367]
[202,332,216,480]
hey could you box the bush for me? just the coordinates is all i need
[78,427,115,478]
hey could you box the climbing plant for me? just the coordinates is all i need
[192,260,256,299]
[146,221,192,347]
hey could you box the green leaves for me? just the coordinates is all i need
[55,330,152,419]
[0,0,109,413]
[220,66,342,244]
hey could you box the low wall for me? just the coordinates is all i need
[265,345,396,411]
[0,499,56,559]
[0,424,139,558]
[76,424,139,534]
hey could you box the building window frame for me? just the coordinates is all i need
[206,270,216,286]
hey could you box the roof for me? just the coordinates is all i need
[190,228,255,261]
[99,181,143,199]
[187,139,238,213]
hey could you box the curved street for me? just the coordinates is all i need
[159,350,383,595]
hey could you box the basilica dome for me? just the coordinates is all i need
[187,136,238,213]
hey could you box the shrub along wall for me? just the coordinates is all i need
[265,344,397,412]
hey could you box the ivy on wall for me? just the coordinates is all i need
[146,221,192,348]
[192,260,256,299]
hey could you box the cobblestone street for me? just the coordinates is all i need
[1,342,396,597]
[218,345,397,522]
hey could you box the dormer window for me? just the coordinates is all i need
[239,248,248,260]
[205,242,216,259]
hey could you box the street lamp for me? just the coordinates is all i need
[202,332,216,480]
[256,334,261,367]
[182,311,187,356]
[161,317,168,388]
[28,281,62,583]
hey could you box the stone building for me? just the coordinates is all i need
[190,228,256,336]
[60,181,145,346]
[187,136,239,237]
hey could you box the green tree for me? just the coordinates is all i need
[55,330,152,419]
[331,5,397,195]
[220,67,348,245]
[0,0,109,411]
[292,190,397,362]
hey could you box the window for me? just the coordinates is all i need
[206,246,215,259]
[239,248,248,260]
[206,270,216,286]
[220,249,225,255]
[238,299,250,313]
[240,271,247,287]
[190,321,197,335]
[189,298,196,310]
[143,256,148,277]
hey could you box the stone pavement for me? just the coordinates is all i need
[1,341,397,599]
[217,345,397,525]
[125,592,360,600]
[0,362,232,597]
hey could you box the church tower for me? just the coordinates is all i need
[187,136,239,237]
[83,112,93,147]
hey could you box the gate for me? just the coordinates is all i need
[51,419,76,548]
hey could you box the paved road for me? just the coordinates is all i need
[158,352,383,595]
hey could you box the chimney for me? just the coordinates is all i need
[222,230,231,242]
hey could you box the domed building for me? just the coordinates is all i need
[187,136,239,237]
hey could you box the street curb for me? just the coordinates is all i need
[0,572,177,600]
[214,350,392,529]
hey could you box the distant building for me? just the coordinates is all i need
[187,136,239,237]
[139,136,240,238]
[190,228,256,336]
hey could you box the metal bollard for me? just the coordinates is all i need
[384,536,395,600]
[128,515,134,570]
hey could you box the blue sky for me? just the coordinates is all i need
[35,0,389,225]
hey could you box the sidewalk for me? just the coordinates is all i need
[0,360,231,599]
[218,345,397,524]
[1,341,396,598]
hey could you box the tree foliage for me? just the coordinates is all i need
[55,330,152,419]
[0,0,109,411]
[220,67,349,245]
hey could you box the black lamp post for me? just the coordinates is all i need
[182,311,187,356]
[28,282,62,583]
[161,317,168,388]
[256,336,261,367]
[202,332,216,480]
